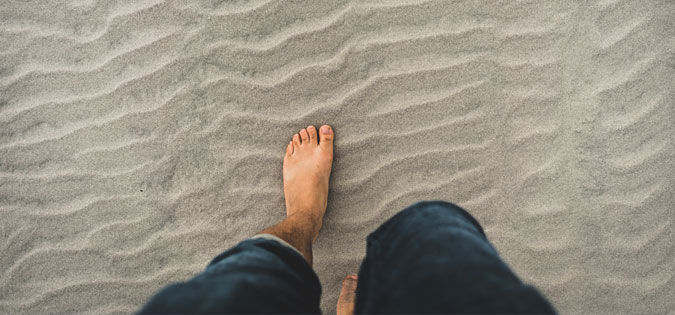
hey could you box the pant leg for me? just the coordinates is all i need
[354,201,555,314]
[139,237,321,314]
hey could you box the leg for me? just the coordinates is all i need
[354,201,556,314]
[139,125,334,314]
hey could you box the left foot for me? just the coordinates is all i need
[283,125,334,239]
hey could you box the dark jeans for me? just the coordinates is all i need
[139,201,556,314]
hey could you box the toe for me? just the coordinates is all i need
[286,141,293,156]
[337,274,357,315]
[319,125,334,152]
[292,134,301,149]
[307,125,318,145]
[299,128,309,144]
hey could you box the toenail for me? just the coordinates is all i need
[321,126,331,134]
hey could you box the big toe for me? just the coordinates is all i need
[337,274,357,315]
[319,125,334,152]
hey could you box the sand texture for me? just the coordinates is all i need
[2,0,675,313]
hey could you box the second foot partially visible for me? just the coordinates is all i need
[337,274,357,315]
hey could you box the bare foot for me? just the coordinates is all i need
[283,125,334,240]
[337,274,358,315]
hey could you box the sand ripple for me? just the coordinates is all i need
[1,0,674,313]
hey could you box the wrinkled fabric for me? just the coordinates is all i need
[139,200,555,314]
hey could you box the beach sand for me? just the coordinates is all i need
[1,0,675,313]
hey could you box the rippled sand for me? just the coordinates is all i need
[1,0,675,313]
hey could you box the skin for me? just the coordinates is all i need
[257,125,356,315]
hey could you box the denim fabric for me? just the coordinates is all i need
[354,201,555,314]
[139,201,555,314]
[139,237,321,314]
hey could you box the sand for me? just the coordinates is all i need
[1,0,675,313]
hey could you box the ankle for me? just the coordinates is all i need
[285,213,322,239]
